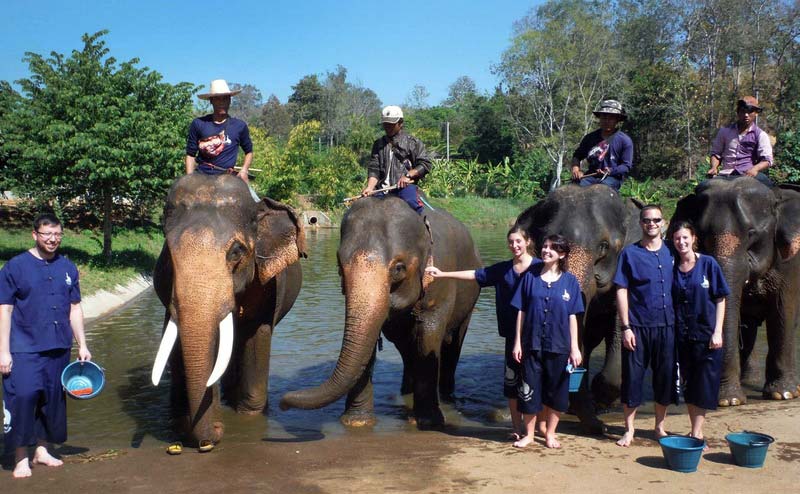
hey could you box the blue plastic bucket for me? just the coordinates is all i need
[726,431,775,468]
[61,360,105,399]
[659,436,705,473]
[568,367,586,392]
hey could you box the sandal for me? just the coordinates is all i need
[198,440,214,453]
[166,442,183,455]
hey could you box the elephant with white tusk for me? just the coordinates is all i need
[152,173,305,450]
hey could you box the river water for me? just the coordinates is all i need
[6,224,786,450]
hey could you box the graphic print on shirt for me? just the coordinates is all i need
[701,275,709,289]
[586,140,608,168]
[561,289,570,302]
[65,272,72,286]
[198,130,230,159]
[2,399,10,433]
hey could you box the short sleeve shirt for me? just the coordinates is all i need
[511,266,584,354]
[0,252,81,352]
[613,242,675,328]
[186,115,253,173]
[673,254,730,341]
[475,259,541,338]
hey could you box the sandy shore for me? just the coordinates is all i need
[2,395,798,493]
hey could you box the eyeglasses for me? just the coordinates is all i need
[36,231,64,239]
[738,105,760,114]
[641,218,662,225]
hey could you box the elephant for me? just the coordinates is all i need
[151,173,305,449]
[280,195,481,428]
[672,178,800,406]
[516,184,642,432]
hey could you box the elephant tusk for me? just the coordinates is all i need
[206,312,234,387]
[151,318,178,386]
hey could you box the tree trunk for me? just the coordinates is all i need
[102,184,113,264]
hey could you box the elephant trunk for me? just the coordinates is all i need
[715,251,748,392]
[281,254,389,410]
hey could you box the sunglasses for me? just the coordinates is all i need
[738,105,760,114]
[641,218,663,225]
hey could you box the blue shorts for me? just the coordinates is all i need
[621,325,675,408]
[503,337,522,399]
[578,175,622,191]
[517,350,570,415]
[2,349,70,452]
[679,340,722,410]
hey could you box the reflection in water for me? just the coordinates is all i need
[2,224,783,450]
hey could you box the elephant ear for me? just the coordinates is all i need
[255,197,307,283]
[775,185,800,261]
[516,196,559,253]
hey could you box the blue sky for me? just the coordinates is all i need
[2,1,539,107]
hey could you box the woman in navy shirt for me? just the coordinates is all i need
[511,234,584,449]
[671,220,730,444]
[426,225,537,441]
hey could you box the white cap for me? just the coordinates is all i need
[381,105,404,124]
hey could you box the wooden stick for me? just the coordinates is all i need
[343,184,399,204]
[234,166,263,172]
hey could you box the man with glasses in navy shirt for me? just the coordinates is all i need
[613,204,675,447]
[0,213,91,478]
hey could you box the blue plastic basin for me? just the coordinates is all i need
[726,432,774,468]
[61,360,105,400]
[659,436,705,473]
[568,367,586,392]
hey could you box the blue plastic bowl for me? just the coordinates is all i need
[659,436,705,473]
[61,360,105,400]
[726,431,775,468]
[568,367,587,392]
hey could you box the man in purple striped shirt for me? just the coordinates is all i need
[708,96,773,187]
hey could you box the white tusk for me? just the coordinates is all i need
[151,318,178,386]
[206,312,234,387]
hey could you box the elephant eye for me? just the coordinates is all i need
[390,261,407,282]
[227,241,248,265]
[598,240,610,258]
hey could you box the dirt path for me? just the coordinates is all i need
[3,397,798,493]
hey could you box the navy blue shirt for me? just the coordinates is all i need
[475,259,541,338]
[186,115,253,174]
[673,254,730,341]
[0,252,81,353]
[614,242,675,328]
[572,129,634,178]
[511,266,584,354]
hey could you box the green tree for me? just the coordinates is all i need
[288,75,325,124]
[0,30,195,261]
[260,94,292,140]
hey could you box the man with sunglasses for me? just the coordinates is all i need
[613,205,675,447]
[708,96,773,187]
[0,213,91,478]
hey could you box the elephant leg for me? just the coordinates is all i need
[235,321,273,414]
[411,321,446,430]
[168,339,189,422]
[589,315,621,409]
[386,316,416,396]
[341,347,377,427]
[739,315,760,384]
[439,315,470,403]
[570,317,610,434]
[762,301,800,400]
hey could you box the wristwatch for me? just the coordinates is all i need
[622,324,632,331]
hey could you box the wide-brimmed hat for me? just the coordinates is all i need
[593,99,627,120]
[198,79,242,100]
[381,105,404,124]
[737,96,762,112]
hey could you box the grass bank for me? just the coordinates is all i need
[0,227,163,296]
[422,196,534,226]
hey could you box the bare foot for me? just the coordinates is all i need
[13,458,32,478]
[654,428,668,439]
[513,436,535,448]
[508,432,525,441]
[32,446,63,467]
[545,435,561,449]
[690,434,709,451]
[616,430,635,447]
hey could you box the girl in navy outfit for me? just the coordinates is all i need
[511,234,584,449]
[426,225,537,440]
[670,220,730,445]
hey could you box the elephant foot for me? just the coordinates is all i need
[413,407,446,430]
[718,382,747,407]
[762,379,800,401]
[590,373,621,409]
[235,405,265,416]
[340,410,377,427]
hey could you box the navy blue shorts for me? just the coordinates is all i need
[679,340,722,410]
[375,184,424,214]
[2,349,70,452]
[621,325,675,408]
[517,350,570,415]
[503,337,522,399]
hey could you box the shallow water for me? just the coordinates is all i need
[2,224,791,450]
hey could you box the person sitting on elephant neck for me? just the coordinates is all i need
[185,79,259,201]
[361,105,432,214]
[570,99,633,191]
[707,96,773,187]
